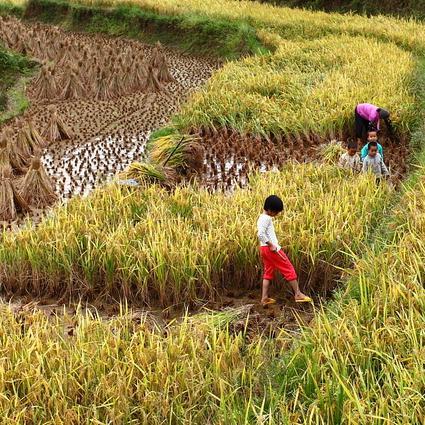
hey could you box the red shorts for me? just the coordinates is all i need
[260,246,297,281]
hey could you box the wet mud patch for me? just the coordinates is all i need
[198,127,410,191]
[3,285,317,340]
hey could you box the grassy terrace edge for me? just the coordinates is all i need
[0,45,34,123]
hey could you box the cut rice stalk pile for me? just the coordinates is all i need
[120,161,179,188]
[150,133,204,173]
[0,168,29,222]
[20,155,57,208]
[42,106,74,143]
[320,139,345,164]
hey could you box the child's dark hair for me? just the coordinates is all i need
[264,195,284,213]
[368,141,378,150]
[347,138,357,150]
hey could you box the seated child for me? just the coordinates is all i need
[338,139,361,172]
[361,131,383,160]
[257,195,312,306]
[362,141,389,179]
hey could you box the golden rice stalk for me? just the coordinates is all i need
[0,168,29,221]
[19,156,57,208]
[42,106,74,143]
[320,140,345,164]
[150,134,204,173]
[120,161,178,187]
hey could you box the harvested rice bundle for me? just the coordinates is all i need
[61,70,86,100]
[120,161,178,188]
[16,124,33,158]
[150,41,164,68]
[150,134,205,174]
[320,140,345,164]
[0,168,29,222]
[42,106,74,143]
[157,58,175,84]
[0,137,13,177]
[142,65,163,93]
[95,68,112,101]
[0,131,28,175]
[150,43,174,83]
[33,70,57,101]
[28,120,47,149]
[108,66,124,98]
[20,156,57,208]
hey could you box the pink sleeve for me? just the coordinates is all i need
[374,110,380,130]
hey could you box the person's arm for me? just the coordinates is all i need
[381,158,390,177]
[338,154,346,168]
[360,144,367,160]
[362,157,368,173]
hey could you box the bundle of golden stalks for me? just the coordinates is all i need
[42,106,74,143]
[19,155,57,208]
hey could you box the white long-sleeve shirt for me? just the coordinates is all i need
[257,213,281,250]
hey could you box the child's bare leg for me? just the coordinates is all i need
[288,280,308,301]
[261,279,271,302]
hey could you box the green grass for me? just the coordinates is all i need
[0,45,33,123]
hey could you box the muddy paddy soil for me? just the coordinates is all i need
[201,129,410,191]
[3,285,316,338]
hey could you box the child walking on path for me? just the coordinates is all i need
[257,195,312,306]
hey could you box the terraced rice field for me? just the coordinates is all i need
[0,0,423,423]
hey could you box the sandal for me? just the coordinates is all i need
[261,298,276,306]
[295,296,313,303]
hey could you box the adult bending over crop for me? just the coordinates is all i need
[355,103,392,143]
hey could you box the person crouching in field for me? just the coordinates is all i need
[362,141,389,183]
[339,139,361,172]
[257,195,312,306]
[355,103,392,144]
